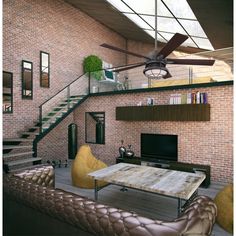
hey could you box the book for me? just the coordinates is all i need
[177,94,182,104]
[196,91,200,104]
[169,94,174,104]
[187,93,192,104]
[181,94,187,104]
[200,92,208,104]
[191,93,196,104]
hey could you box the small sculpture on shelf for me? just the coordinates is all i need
[119,140,126,158]
[125,144,134,158]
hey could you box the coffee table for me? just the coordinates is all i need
[88,163,205,215]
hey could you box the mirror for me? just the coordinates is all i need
[85,112,105,144]
[3,71,13,113]
[22,60,33,99]
[40,51,50,87]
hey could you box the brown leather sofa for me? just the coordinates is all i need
[3,165,217,236]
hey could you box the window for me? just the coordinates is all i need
[40,51,50,87]
[22,60,33,99]
[3,71,13,113]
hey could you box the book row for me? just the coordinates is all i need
[169,92,208,105]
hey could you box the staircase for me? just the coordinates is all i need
[3,94,87,172]
[3,125,41,172]
[40,95,85,132]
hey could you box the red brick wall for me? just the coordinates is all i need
[3,0,126,137]
[72,84,233,183]
[37,113,74,162]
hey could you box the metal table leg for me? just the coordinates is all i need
[177,198,183,216]
[94,179,98,201]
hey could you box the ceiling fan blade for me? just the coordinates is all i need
[167,58,215,65]
[163,71,172,79]
[111,62,146,72]
[100,43,151,60]
[157,33,188,58]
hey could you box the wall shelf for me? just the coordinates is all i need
[116,104,210,121]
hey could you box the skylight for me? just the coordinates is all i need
[106,0,214,50]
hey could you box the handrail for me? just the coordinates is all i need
[40,73,87,107]
[38,72,89,133]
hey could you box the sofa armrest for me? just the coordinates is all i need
[13,164,55,187]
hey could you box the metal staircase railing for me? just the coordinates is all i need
[39,73,90,133]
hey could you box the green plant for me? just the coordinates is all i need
[83,55,103,81]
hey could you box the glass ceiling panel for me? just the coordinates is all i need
[191,37,214,50]
[181,38,197,48]
[105,0,133,13]
[122,0,172,17]
[123,13,152,30]
[157,17,186,34]
[179,19,207,37]
[144,30,167,43]
[163,0,196,19]
[106,0,214,50]
[122,0,154,15]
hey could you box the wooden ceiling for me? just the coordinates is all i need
[64,0,233,53]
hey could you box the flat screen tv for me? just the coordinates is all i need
[141,133,178,163]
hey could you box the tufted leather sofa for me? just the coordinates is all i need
[3,165,217,236]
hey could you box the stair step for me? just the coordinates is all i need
[22,132,39,135]
[53,108,65,111]
[60,100,78,105]
[4,138,34,142]
[3,151,34,159]
[70,95,85,98]
[3,145,32,150]
[43,112,66,119]
[5,157,42,167]
[30,126,40,129]
[65,97,82,101]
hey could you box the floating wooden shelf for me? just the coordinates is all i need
[116,104,210,121]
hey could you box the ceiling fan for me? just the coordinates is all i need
[100,1,215,79]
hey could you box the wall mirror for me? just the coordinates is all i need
[85,112,105,144]
[40,51,50,87]
[3,71,13,113]
[22,60,33,99]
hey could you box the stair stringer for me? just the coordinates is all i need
[33,94,89,157]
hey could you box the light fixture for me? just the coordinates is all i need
[142,0,169,80]
[143,61,168,79]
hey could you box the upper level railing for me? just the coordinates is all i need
[89,48,233,94]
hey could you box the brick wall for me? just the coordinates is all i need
[3,0,233,183]
[72,84,233,183]
[3,0,126,137]
[37,113,74,162]
[36,84,232,182]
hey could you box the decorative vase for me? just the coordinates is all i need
[119,140,126,158]
[125,144,134,158]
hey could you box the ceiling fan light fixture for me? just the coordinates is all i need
[143,63,168,79]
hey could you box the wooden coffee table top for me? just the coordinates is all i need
[88,163,205,200]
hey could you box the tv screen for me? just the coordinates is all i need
[141,133,178,162]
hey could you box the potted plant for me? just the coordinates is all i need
[83,55,103,81]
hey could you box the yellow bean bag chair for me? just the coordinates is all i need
[71,145,107,189]
[214,183,233,234]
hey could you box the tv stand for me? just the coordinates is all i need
[116,157,210,188]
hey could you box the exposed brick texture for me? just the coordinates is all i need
[36,84,233,183]
[3,0,126,137]
[37,113,74,162]
[3,0,233,184]
[73,85,233,183]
